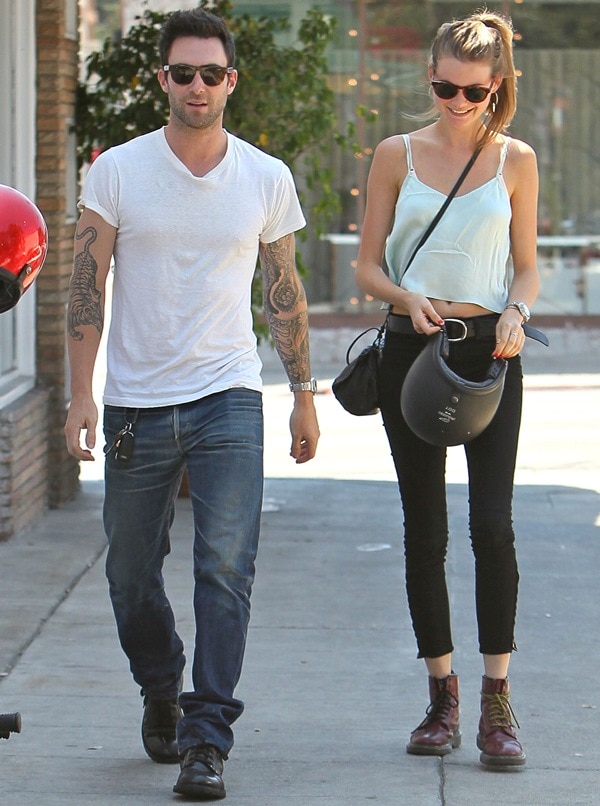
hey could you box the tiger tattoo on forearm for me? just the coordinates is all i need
[68,226,103,341]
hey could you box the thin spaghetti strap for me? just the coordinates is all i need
[402,133,415,173]
[497,137,511,176]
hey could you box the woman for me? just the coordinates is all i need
[355,10,539,767]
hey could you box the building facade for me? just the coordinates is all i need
[0,0,80,539]
[0,0,598,539]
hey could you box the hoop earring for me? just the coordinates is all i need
[490,92,498,114]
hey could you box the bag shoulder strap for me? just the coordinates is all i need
[404,147,482,273]
[345,323,386,364]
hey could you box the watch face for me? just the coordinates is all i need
[518,303,531,321]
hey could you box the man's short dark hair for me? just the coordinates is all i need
[159,8,236,66]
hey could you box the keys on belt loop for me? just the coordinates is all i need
[105,419,136,462]
[443,318,468,342]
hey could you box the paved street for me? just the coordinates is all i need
[0,319,599,805]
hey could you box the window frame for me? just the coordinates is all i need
[0,0,37,408]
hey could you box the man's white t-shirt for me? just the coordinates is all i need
[79,128,306,407]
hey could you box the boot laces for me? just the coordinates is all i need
[416,687,459,730]
[482,691,521,730]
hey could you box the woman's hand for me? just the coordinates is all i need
[493,309,526,358]
[406,294,445,334]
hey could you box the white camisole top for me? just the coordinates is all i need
[384,134,513,313]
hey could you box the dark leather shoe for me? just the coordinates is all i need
[173,744,226,800]
[141,696,181,764]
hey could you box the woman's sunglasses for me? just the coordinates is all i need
[163,64,234,87]
[431,79,493,104]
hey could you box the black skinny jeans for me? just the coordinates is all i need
[379,316,522,658]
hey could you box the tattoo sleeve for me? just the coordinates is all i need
[260,234,311,383]
[67,226,103,341]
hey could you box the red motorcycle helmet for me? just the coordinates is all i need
[0,185,48,313]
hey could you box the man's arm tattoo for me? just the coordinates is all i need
[67,226,103,341]
[261,236,310,382]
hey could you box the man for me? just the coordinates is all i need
[64,8,319,800]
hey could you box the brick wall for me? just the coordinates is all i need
[0,0,80,539]
[35,0,80,509]
[0,387,50,540]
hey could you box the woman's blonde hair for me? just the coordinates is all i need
[429,9,517,146]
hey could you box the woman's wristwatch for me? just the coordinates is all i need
[504,301,531,322]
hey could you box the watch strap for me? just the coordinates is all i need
[289,378,317,394]
[505,301,530,322]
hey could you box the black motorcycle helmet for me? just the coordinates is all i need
[400,320,508,447]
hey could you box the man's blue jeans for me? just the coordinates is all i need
[103,389,263,756]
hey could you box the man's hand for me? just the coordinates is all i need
[64,394,98,461]
[289,396,320,464]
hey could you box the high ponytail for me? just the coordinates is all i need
[429,9,517,146]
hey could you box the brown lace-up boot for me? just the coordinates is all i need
[477,676,526,767]
[407,673,461,755]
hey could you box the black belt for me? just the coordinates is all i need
[386,313,549,346]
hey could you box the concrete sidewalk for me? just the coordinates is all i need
[0,323,599,804]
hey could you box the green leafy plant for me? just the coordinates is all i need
[77,0,371,336]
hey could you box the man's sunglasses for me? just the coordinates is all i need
[163,64,234,86]
[431,80,493,104]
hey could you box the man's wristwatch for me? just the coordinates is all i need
[505,301,531,323]
[289,378,317,394]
